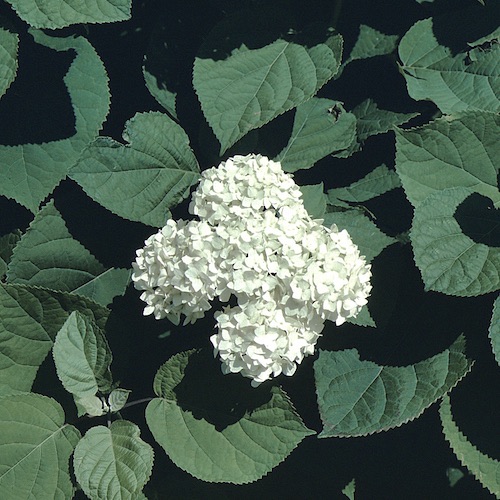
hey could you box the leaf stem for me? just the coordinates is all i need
[120,397,154,410]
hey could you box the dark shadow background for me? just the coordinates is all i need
[0,0,499,498]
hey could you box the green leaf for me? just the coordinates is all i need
[6,200,130,305]
[411,187,500,296]
[5,0,131,29]
[108,388,131,413]
[0,230,21,280]
[0,30,110,213]
[300,183,327,219]
[194,31,343,154]
[146,350,314,484]
[446,467,465,488]
[143,23,178,119]
[74,420,154,500]
[323,209,395,262]
[345,25,398,64]
[72,268,131,306]
[328,164,401,203]
[345,303,376,328]
[342,479,356,500]
[53,311,113,404]
[0,282,109,393]
[0,393,81,500]
[71,112,200,227]
[275,98,356,172]
[395,112,500,208]
[440,394,500,497]
[398,18,500,114]
[315,335,472,437]
[0,27,18,100]
[489,295,500,367]
[334,99,418,158]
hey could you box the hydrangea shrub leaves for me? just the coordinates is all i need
[0,30,110,213]
[275,98,356,172]
[489,296,500,367]
[73,421,154,499]
[7,201,130,305]
[193,6,343,153]
[71,112,200,227]
[399,18,500,114]
[0,27,18,100]
[0,394,81,500]
[0,283,109,394]
[52,311,113,416]
[314,335,472,437]
[146,350,314,484]
[440,395,500,497]
[5,0,131,29]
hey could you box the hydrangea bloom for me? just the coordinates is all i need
[132,154,372,386]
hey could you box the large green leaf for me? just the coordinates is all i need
[6,201,130,305]
[276,98,356,172]
[0,283,109,393]
[53,311,113,411]
[334,99,418,158]
[0,30,110,213]
[398,18,500,114]
[71,112,200,227]
[0,393,81,500]
[146,350,314,484]
[5,0,131,29]
[315,335,472,437]
[300,183,327,219]
[411,187,500,296]
[395,112,500,208]
[440,394,500,497]
[323,209,395,263]
[74,420,153,500]
[328,164,401,204]
[489,295,500,367]
[346,25,399,64]
[194,29,343,154]
[0,27,18,100]
[0,230,21,280]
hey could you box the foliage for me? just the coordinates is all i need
[0,0,498,498]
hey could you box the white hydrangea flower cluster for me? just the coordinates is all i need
[132,154,372,386]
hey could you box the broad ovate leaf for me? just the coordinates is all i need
[0,30,110,213]
[395,112,500,208]
[6,200,130,305]
[146,350,314,484]
[0,27,18,100]
[489,295,500,367]
[300,183,327,219]
[0,283,109,393]
[315,335,472,437]
[74,420,153,500]
[334,99,418,158]
[108,388,131,413]
[276,98,356,172]
[323,209,395,263]
[71,112,200,227]
[328,164,401,204]
[440,394,500,497]
[345,25,399,65]
[53,311,113,405]
[0,394,81,500]
[411,187,500,296]
[5,0,131,29]
[399,18,500,114]
[194,29,342,153]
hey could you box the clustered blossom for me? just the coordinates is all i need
[132,154,372,386]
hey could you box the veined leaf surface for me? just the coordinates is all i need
[315,335,472,437]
